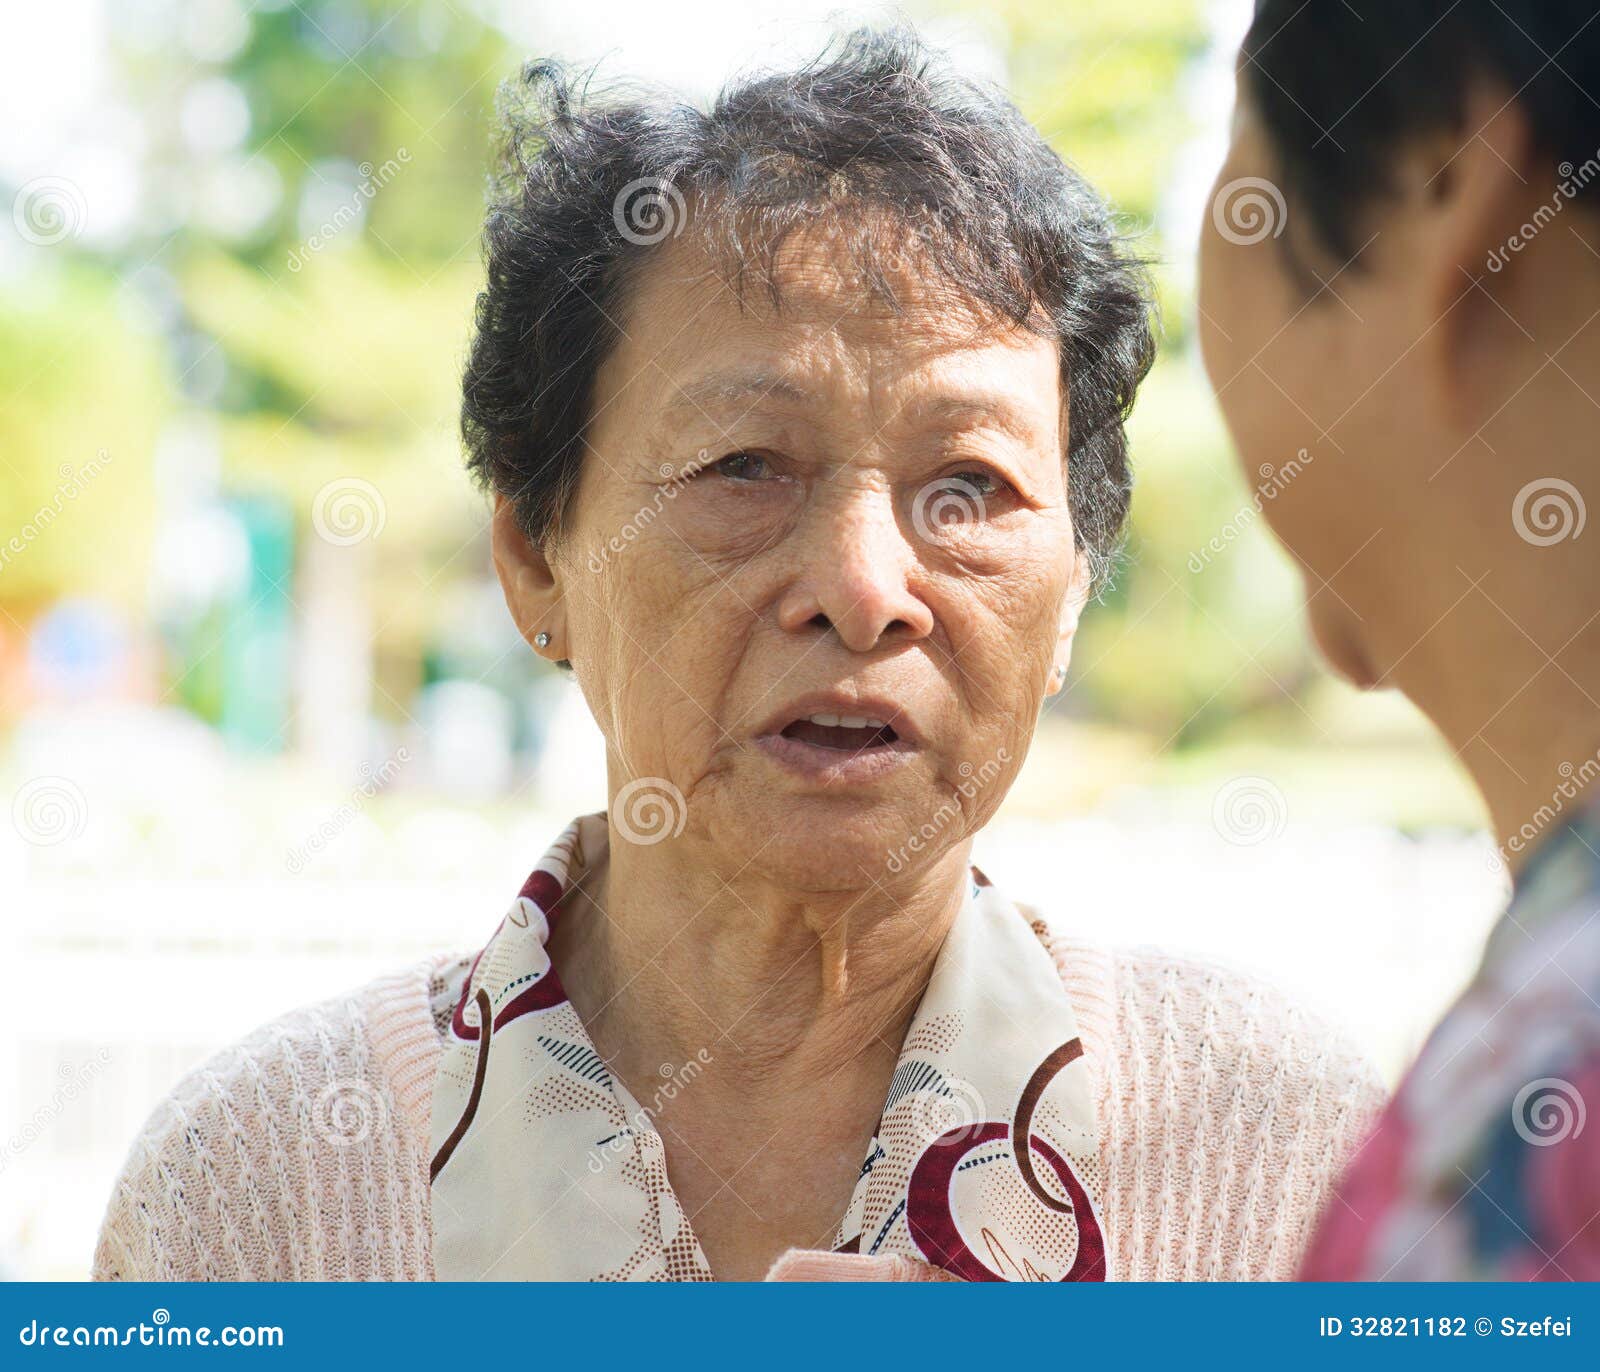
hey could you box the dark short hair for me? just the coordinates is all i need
[460,27,1155,590]
[1245,1,1600,265]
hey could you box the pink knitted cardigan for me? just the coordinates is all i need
[92,934,1386,1282]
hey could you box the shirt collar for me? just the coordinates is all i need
[427,813,1108,1281]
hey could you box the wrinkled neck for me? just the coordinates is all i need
[546,827,970,1092]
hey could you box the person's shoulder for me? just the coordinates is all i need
[92,956,458,1282]
[1049,928,1384,1111]
[1035,921,1389,1279]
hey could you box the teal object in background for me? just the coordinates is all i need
[220,494,294,753]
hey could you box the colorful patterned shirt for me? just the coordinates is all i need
[427,814,1110,1281]
[1302,805,1600,1280]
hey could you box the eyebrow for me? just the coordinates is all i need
[907,391,1058,446]
[662,370,1054,443]
[663,370,814,415]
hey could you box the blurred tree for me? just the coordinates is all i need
[958,0,1208,229]
[0,265,163,613]
[0,0,1334,761]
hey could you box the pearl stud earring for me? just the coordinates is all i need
[535,632,551,650]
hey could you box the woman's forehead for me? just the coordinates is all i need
[646,354,1062,444]
[598,322,1061,453]
[622,212,1023,334]
[600,227,1059,413]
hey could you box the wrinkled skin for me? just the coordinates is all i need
[497,223,1088,895]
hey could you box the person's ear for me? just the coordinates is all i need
[1047,551,1094,695]
[490,494,566,661]
[1407,82,1540,430]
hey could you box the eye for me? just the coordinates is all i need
[703,450,775,482]
[939,469,1005,500]
[928,468,1017,511]
[911,467,1020,538]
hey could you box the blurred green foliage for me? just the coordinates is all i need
[0,265,163,610]
[0,0,1357,761]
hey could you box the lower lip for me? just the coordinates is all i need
[753,733,916,785]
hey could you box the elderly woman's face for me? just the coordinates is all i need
[520,228,1084,890]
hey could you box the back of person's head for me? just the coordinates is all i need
[1246,1,1600,261]
[1199,2,1600,704]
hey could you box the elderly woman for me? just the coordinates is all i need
[95,30,1381,1283]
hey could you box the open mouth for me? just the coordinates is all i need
[779,712,900,751]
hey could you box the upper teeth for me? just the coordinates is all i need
[807,713,888,729]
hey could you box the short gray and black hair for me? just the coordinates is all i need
[462,26,1155,588]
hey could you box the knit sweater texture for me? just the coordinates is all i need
[92,935,1386,1281]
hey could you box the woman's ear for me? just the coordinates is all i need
[1048,551,1094,694]
[491,494,566,660]
[1409,83,1541,430]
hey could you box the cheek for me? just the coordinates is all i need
[930,521,1072,729]
[1197,222,1243,386]
[1200,225,1284,389]
[664,480,804,563]
[565,524,749,775]
[1263,443,1390,580]
[1256,476,1330,564]
[1197,152,1269,381]
[1204,260,1343,490]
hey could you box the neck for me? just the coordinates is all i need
[1395,583,1600,878]
[549,823,970,1095]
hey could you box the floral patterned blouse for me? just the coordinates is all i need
[427,813,1110,1281]
[1302,803,1600,1280]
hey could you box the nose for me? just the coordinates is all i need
[775,484,935,652]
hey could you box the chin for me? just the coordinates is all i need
[707,782,961,895]
[1307,596,1382,690]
